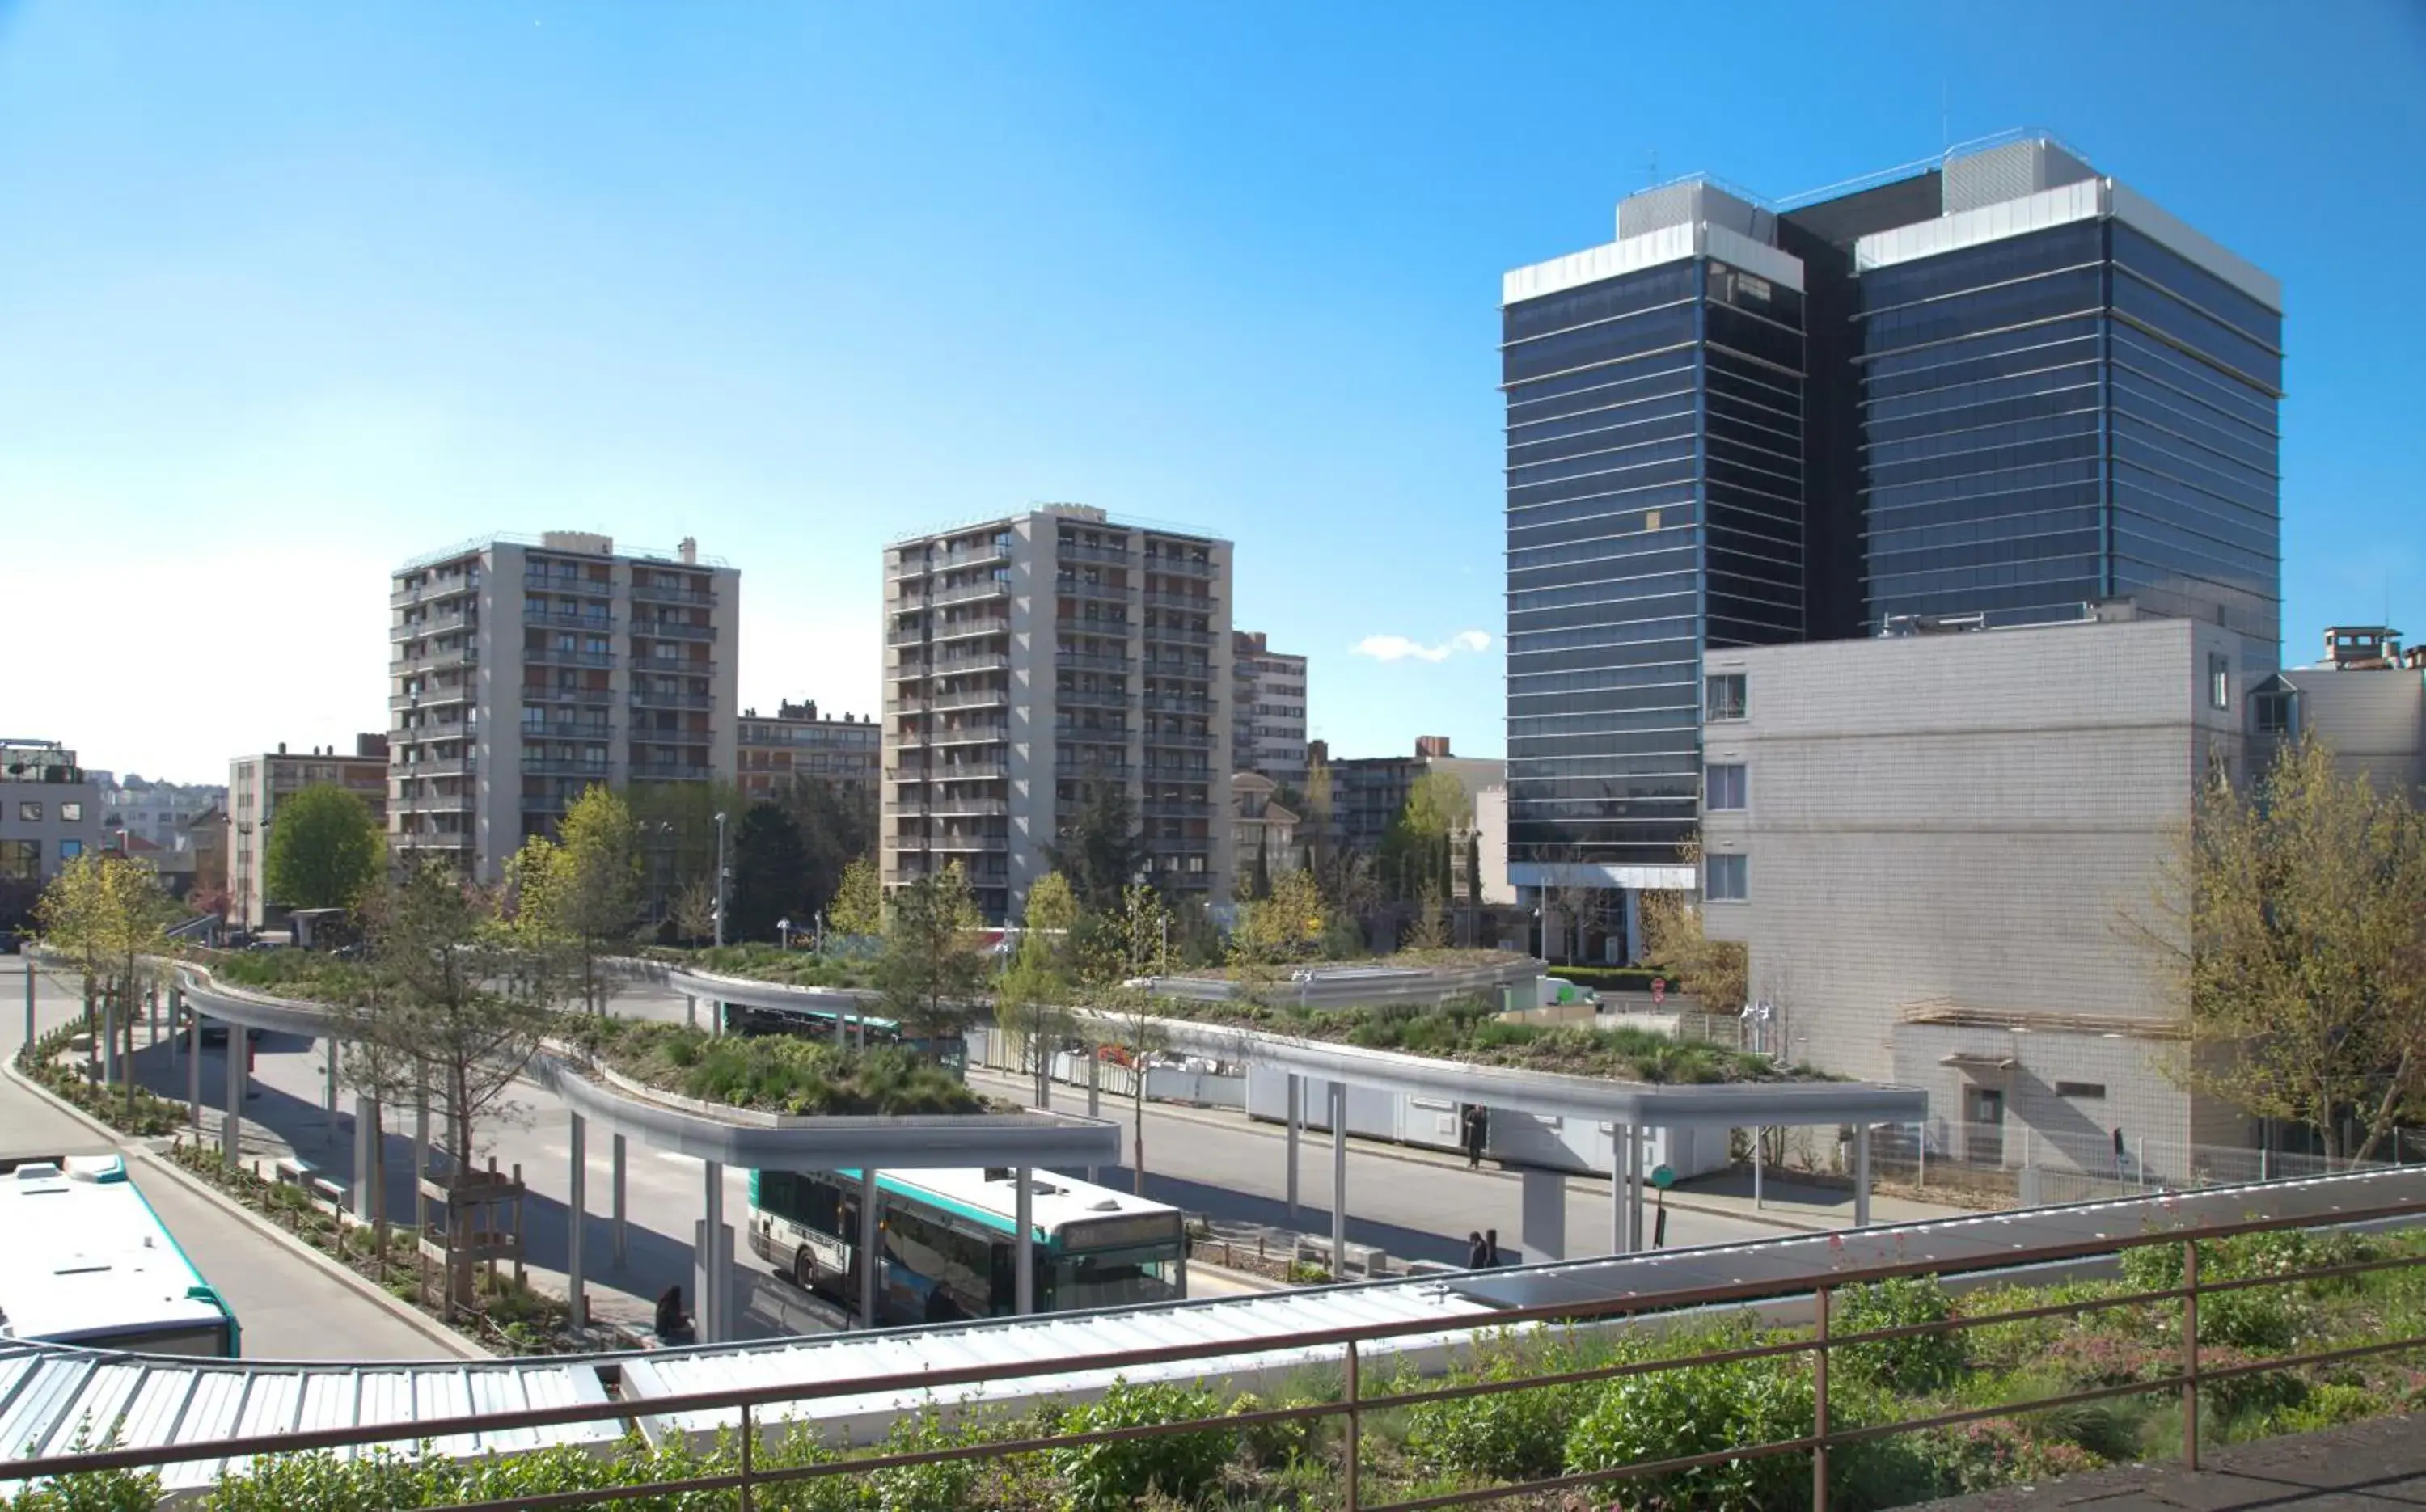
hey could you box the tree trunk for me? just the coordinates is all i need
[1132,1083,1146,1197]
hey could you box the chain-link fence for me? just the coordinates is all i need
[1865,1119,2411,1206]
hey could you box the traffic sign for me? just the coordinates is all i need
[1650,1164,1676,1189]
[1651,977,1667,1005]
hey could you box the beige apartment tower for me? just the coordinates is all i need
[882,505,1235,923]
[388,530,741,882]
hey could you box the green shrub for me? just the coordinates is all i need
[1053,1381,1237,1512]
[1564,1345,1814,1510]
[1908,1417,2102,1498]
[868,1409,978,1512]
[1835,1277,1964,1392]
[1228,1392,1325,1470]
[2276,1380,2382,1434]
[1402,1337,1587,1483]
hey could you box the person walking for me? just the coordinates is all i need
[1484,1227,1504,1267]
[1461,1104,1489,1169]
[1466,1231,1490,1269]
[654,1285,695,1345]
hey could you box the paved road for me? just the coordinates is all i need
[6,957,456,1360]
[39,961,1914,1345]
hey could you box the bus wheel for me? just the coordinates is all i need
[794,1250,815,1291]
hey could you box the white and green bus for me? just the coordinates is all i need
[746,1166,1187,1325]
[0,1154,241,1358]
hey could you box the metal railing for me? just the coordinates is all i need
[1867,1120,2405,1204]
[522,646,614,668]
[629,579,718,606]
[632,619,716,642]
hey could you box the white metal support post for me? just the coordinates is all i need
[351,1096,380,1220]
[1013,1166,1035,1315]
[1628,1125,1646,1252]
[186,1004,202,1130]
[611,1134,628,1268]
[1285,1074,1301,1220]
[20,959,31,1058]
[566,1113,588,1330]
[857,1168,880,1327]
[1329,1080,1348,1275]
[1085,1049,1101,1185]
[698,1158,725,1343]
[1854,1123,1872,1228]
[221,1032,243,1163]
[323,1040,339,1145]
[1612,1124,1632,1253]
[1753,1124,1765,1210]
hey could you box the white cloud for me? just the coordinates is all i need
[1352,629,1493,664]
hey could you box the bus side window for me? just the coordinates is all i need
[803,1180,839,1232]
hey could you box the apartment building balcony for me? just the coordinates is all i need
[523,645,615,669]
[629,578,716,606]
[628,762,714,782]
[1056,616,1134,640]
[1148,834,1214,854]
[924,686,1010,712]
[1054,756,1132,776]
[889,540,1011,581]
[1143,590,1217,612]
[1146,552,1215,578]
[1143,693,1211,713]
[391,577,477,609]
[628,687,713,710]
[915,724,1010,749]
[521,755,611,777]
[923,832,1009,854]
[400,753,479,776]
[1147,660,1215,683]
[1050,650,1130,675]
[527,716,612,739]
[523,573,615,602]
[1142,798,1212,818]
[1055,720,1131,741]
[1143,729,1215,750]
[924,795,1008,817]
[1057,540,1131,567]
[932,615,1011,644]
[524,608,614,631]
[632,619,717,642]
[918,579,1011,610]
[1055,686,1129,710]
[526,686,614,707]
[1055,577,1131,605]
[897,758,1007,782]
[393,609,478,642]
[393,645,480,674]
[1144,624,1215,648]
[632,657,716,682]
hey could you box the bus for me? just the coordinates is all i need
[746,1166,1187,1325]
[721,997,967,1078]
[0,1154,241,1358]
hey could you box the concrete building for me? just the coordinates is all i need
[100,778,226,850]
[1230,772,1301,884]
[1230,631,1308,792]
[738,700,881,801]
[1503,133,2282,955]
[2251,626,2426,796]
[1317,737,1507,858]
[1698,615,2253,1178]
[881,505,1235,923]
[228,737,391,930]
[387,531,742,882]
[0,740,105,893]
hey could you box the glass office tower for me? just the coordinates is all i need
[1503,136,2283,940]
[1503,184,1807,891]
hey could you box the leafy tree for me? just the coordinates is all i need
[505,785,639,1013]
[1638,876,1748,1015]
[624,776,746,919]
[667,872,718,947]
[1045,776,1148,911]
[264,783,384,911]
[1099,883,1176,1194]
[1250,832,1272,902]
[774,776,879,925]
[995,927,1073,1107]
[877,864,988,1043]
[1231,868,1329,966]
[1379,771,1469,902]
[336,863,552,1307]
[827,856,885,940]
[36,851,175,1116]
[1465,829,1485,948]
[2129,734,2426,1160]
[728,801,808,942]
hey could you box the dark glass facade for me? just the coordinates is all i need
[1857,220,2282,667]
[1503,256,1806,871]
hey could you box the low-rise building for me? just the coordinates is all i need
[1316,736,1505,856]
[99,777,226,851]
[1229,772,1302,882]
[0,740,105,896]
[229,737,391,930]
[2249,626,2425,796]
[738,701,882,800]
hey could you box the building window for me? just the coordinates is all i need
[17,801,40,823]
[2054,1081,2107,1100]
[58,839,83,861]
[1704,852,1748,902]
[0,840,38,879]
[59,801,82,822]
[2208,653,2230,710]
[2254,690,2296,737]
[1705,764,1747,812]
[1705,674,1747,723]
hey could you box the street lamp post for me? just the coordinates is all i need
[712,811,729,948]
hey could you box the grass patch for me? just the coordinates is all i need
[579,1019,991,1115]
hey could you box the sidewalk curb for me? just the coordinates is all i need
[978,1066,1851,1235]
[2,1057,488,1362]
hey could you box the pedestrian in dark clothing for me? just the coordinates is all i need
[924,1286,966,1324]
[655,1285,695,1345]
[1484,1227,1504,1267]
[1466,1231,1490,1269]
[1461,1104,1488,1168]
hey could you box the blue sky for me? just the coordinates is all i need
[4,1,2421,784]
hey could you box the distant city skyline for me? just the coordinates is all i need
[4,2,2420,781]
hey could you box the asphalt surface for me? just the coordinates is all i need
[5,957,456,1361]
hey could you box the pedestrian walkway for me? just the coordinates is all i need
[1911,1411,2425,1509]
